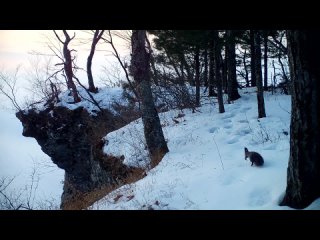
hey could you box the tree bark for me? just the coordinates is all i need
[87,30,104,93]
[59,30,81,103]
[195,46,200,106]
[250,30,257,87]
[208,39,216,97]
[204,48,208,87]
[263,31,268,91]
[243,49,250,87]
[131,30,169,168]
[254,31,266,118]
[213,30,225,113]
[226,30,241,102]
[280,30,320,209]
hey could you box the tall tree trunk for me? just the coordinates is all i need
[220,52,228,93]
[250,30,257,87]
[204,48,208,87]
[226,30,241,102]
[179,54,185,85]
[213,30,225,113]
[87,30,104,93]
[195,46,200,106]
[254,31,266,118]
[280,30,320,209]
[131,30,169,168]
[263,31,268,91]
[243,49,250,87]
[208,41,216,97]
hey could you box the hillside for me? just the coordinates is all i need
[88,88,320,210]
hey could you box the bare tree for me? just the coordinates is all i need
[254,30,266,118]
[87,30,104,93]
[0,66,22,111]
[102,30,139,101]
[213,30,225,113]
[53,30,81,103]
[226,30,241,102]
[131,30,169,168]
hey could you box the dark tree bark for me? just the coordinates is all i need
[263,31,268,91]
[131,30,169,168]
[87,30,104,93]
[213,30,225,113]
[208,40,216,97]
[54,30,81,103]
[250,30,257,87]
[280,30,320,209]
[254,31,266,118]
[226,30,241,102]
[204,48,208,87]
[195,46,200,106]
[179,53,185,85]
[243,49,250,87]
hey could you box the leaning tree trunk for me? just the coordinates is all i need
[213,30,225,113]
[280,30,320,209]
[87,30,104,93]
[254,31,266,118]
[226,30,241,102]
[250,30,257,87]
[131,30,169,168]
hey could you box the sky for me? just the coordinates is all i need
[0,30,130,87]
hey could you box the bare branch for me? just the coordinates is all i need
[102,31,139,100]
[53,30,64,44]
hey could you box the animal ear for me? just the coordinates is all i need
[244,147,248,152]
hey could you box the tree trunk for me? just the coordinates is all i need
[195,46,200,106]
[226,30,241,102]
[208,40,216,97]
[213,30,225,113]
[87,30,103,93]
[254,31,266,118]
[243,49,250,87]
[263,31,268,91]
[61,30,80,103]
[131,30,169,168]
[221,52,228,93]
[280,30,320,209]
[204,48,208,87]
[179,53,185,85]
[250,30,257,87]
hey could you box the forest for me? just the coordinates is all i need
[0,30,319,210]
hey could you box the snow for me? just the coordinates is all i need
[56,86,129,114]
[92,87,320,210]
[2,85,320,210]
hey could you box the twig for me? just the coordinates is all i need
[212,136,224,170]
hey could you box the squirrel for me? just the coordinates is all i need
[244,147,264,166]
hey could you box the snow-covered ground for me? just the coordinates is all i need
[90,88,320,210]
[2,86,320,209]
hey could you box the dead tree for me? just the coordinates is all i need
[87,30,104,93]
[53,30,80,103]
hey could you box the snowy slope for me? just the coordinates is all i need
[90,88,320,210]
